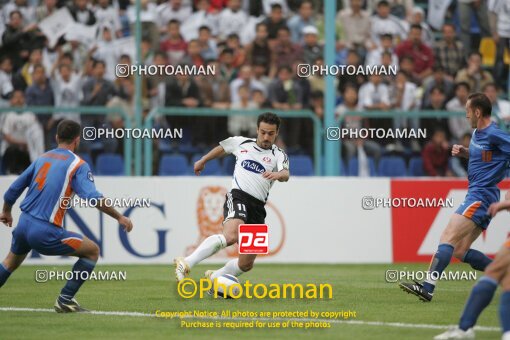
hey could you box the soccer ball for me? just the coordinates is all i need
[215,274,241,298]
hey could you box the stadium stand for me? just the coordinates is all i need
[0,0,507,177]
[158,154,189,176]
[347,157,377,177]
[288,155,314,176]
[96,153,124,176]
[377,156,407,177]
[191,154,222,175]
[408,156,425,177]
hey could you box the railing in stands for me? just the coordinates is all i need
[332,110,506,175]
[3,107,503,177]
[141,107,323,176]
[0,106,132,176]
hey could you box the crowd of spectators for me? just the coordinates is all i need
[0,0,509,176]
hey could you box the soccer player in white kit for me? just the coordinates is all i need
[174,112,290,282]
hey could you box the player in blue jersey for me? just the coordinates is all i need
[400,93,510,302]
[0,120,133,313]
[434,200,510,339]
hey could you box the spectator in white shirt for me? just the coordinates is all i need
[35,0,57,22]
[342,0,414,20]
[180,0,219,41]
[51,63,82,124]
[365,33,398,66]
[409,6,434,47]
[370,0,408,47]
[391,71,418,110]
[336,85,383,166]
[483,82,510,125]
[390,71,418,129]
[357,74,391,111]
[217,0,248,41]
[338,0,373,52]
[1,90,44,174]
[68,0,96,26]
[3,0,36,25]
[92,26,119,81]
[228,84,258,136]
[94,0,122,38]
[0,10,4,40]
[253,62,271,89]
[0,56,14,107]
[128,0,158,25]
[446,82,472,142]
[229,65,266,104]
[262,0,289,17]
[489,0,510,88]
[128,0,160,50]
[458,0,491,58]
[157,0,192,31]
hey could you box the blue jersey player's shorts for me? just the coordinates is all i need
[455,189,500,230]
[10,212,83,255]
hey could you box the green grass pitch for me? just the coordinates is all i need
[0,263,501,339]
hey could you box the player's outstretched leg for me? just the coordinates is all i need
[54,236,99,313]
[399,241,454,302]
[457,276,498,330]
[207,259,243,281]
[434,240,510,339]
[400,214,479,302]
[461,248,492,271]
[0,252,27,288]
[499,290,510,340]
[500,248,510,340]
[207,254,257,281]
[174,218,242,282]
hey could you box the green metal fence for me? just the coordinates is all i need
[338,110,505,131]
[0,106,132,175]
[330,110,506,175]
[141,107,323,176]
[2,107,501,177]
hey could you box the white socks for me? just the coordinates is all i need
[184,235,248,280]
[211,259,245,279]
[503,331,510,340]
[185,234,227,268]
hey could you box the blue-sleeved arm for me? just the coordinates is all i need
[3,162,36,205]
[489,127,510,157]
[71,163,103,200]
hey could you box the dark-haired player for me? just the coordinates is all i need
[400,93,510,301]
[0,120,133,312]
[174,112,289,282]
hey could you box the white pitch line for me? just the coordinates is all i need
[0,307,500,332]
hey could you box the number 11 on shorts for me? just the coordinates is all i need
[238,224,269,254]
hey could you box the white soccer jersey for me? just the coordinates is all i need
[219,136,289,202]
[489,0,510,38]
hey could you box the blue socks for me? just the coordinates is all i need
[59,258,96,301]
[462,249,493,271]
[422,243,454,293]
[421,245,490,294]
[500,291,510,333]
[459,276,498,331]
[0,263,11,288]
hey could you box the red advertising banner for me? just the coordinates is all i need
[391,179,510,262]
